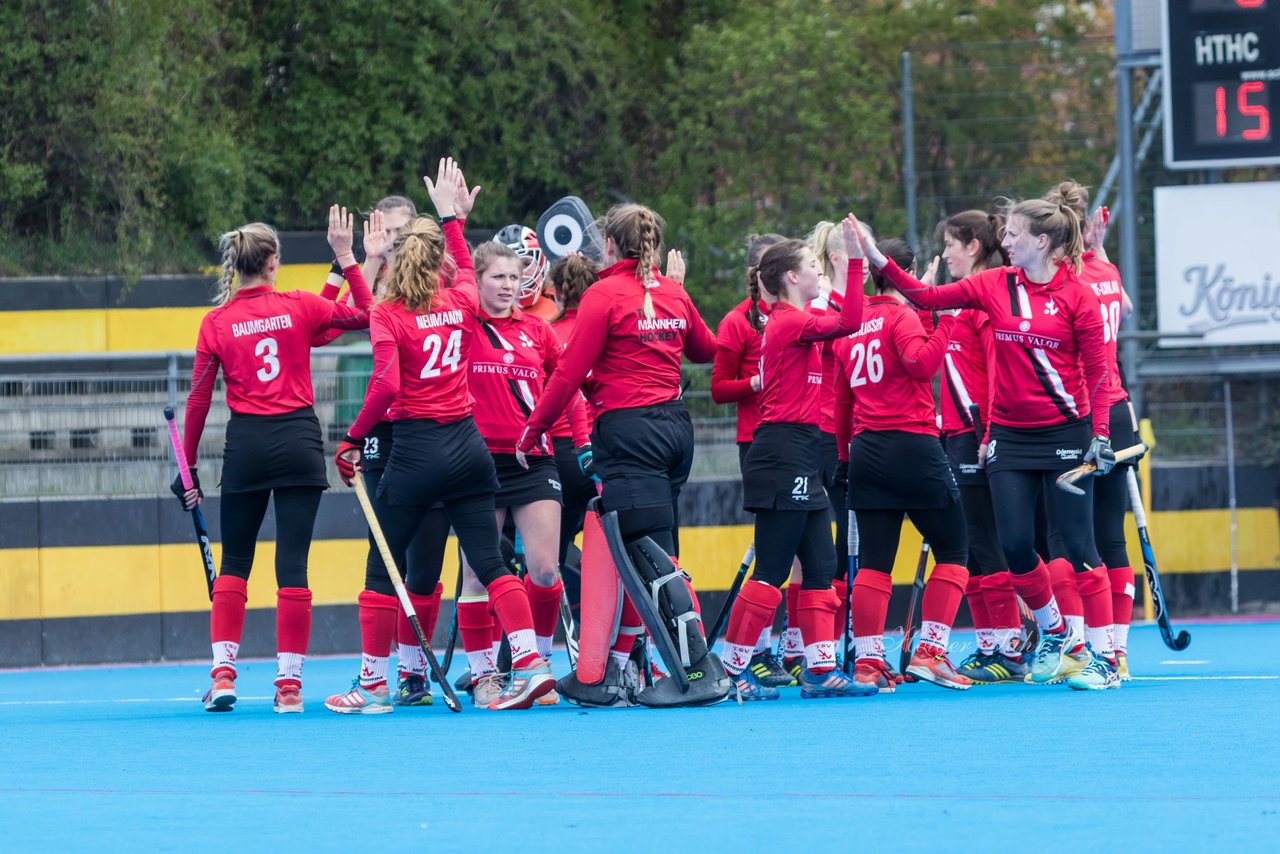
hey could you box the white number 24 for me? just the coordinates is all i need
[420,329,463,379]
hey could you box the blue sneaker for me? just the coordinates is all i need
[799,667,878,698]
[731,667,780,701]
[394,674,434,706]
[1066,647,1121,691]
[324,679,392,715]
[1029,622,1080,684]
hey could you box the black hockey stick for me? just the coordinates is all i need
[163,407,215,600]
[1125,467,1190,651]
[354,472,462,712]
[706,543,756,645]
[843,511,859,674]
[436,553,465,683]
[898,541,930,675]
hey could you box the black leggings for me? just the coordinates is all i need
[363,466,450,596]
[856,506,968,572]
[959,483,1007,574]
[219,486,323,588]
[1093,467,1130,569]
[554,437,595,565]
[752,509,836,590]
[364,492,507,598]
[988,469,1100,574]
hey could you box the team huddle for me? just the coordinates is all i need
[173,157,1141,714]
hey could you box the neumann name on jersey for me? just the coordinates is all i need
[231,314,294,338]
[416,309,465,329]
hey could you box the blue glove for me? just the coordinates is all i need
[576,443,597,481]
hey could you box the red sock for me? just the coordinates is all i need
[488,597,504,646]
[357,590,398,686]
[965,575,989,630]
[1078,564,1114,639]
[851,568,893,642]
[400,584,442,650]
[523,575,564,640]
[1010,560,1062,632]
[457,597,494,654]
[831,578,849,643]
[1108,565,1136,627]
[920,563,968,641]
[210,575,248,679]
[722,580,782,673]
[982,571,1021,630]
[275,587,312,689]
[611,594,644,658]
[784,583,802,659]
[798,587,839,672]
[486,574,539,668]
[1048,558,1083,619]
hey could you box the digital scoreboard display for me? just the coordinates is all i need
[1163,0,1280,168]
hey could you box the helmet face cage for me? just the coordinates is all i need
[495,225,548,307]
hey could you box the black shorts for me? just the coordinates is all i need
[985,418,1090,475]
[359,420,395,473]
[742,423,829,512]
[819,430,839,489]
[378,417,499,506]
[552,436,596,510]
[1106,398,1140,467]
[945,430,986,487]
[737,441,751,475]
[592,400,693,512]
[849,429,958,510]
[493,453,563,507]
[221,408,327,494]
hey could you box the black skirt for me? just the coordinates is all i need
[378,417,499,506]
[221,408,327,494]
[819,430,839,489]
[945,430,987,487]
[849,429,958,510]
[494,453,563,507]
[742,423,829,512]
[984,418,1091,476]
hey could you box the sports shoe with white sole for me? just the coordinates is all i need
[203,674,236,712]
[324,679,392,714]
[488,659,555,710]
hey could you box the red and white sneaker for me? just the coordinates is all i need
[203,673,236,712]
[274,684,304,714]
[906,648,973,690]
[324,679,392,714]
[853,658,902,694]
[488,659,555,710]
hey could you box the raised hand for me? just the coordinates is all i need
[327,205,356,263]
[843,213,885,268]
[453,166,481,220]
[362,209,389,260]
[665,249,686,283]
[424,157,460,218]
[921,256,940,286]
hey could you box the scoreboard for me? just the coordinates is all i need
[1162,0,1280,168]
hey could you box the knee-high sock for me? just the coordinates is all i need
[722,580,782,675]
[457,595,497,678]
[357,590,398,689]
[782,583,804,659]
[397,583,442,678]
[918,563,969,657]
[1078,564,1115,656]
[851,568,893,661]
[831,578,849,651]
[799,587,839,672]
[982,571,1023,655]
[210,575,248,679]
[965,575,994,652]
[1010,560,1063,633]
[1108,565,1136,652]
[275,587,312,689]
[524,575,565,659]
[486,574,540,669]
[1048,558,1084,640]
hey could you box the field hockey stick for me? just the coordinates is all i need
[353,472,462,712]
[898,540,930,675]
[1125,467,1191,651]
[437,554,464,683]
[163,407,215,600]
[843,511,858,674]
[1055,442,1148,495]
[706,543,756,645]
[559,583,579,668]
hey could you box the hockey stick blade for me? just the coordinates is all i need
[1055,442,1148,495]
[1125,468,1190,651]
[163,406,216,600]
[898,542,930,675]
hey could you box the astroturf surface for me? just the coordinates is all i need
[1,620,1277,851]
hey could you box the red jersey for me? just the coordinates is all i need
[711,297,771,443]
[808,291,845,435]
[468,308,587,455]
[833,296,954,458]
[347,218,479,440]
[879,259,1110,438]
[183,265,372,463]
[939,309,997,439]
[756,260,865,427]
[547,309,593,442]
[1080,252,1128,406]
[519,260,717,448]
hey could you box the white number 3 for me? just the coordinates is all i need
[256,337,280,382]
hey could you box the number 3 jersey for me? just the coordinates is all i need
[832,295,955,440]
[184,267,372,464]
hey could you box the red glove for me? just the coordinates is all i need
[335,435,362,486]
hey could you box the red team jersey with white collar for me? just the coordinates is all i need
[347,218,479,440]
[878,258,1110,437]
[1079,251,1128,406]
[939,309,997,438]
[519,260,718,445]
[756,260,865,427]
[832,296,955,457]
[711,297,771,443]
[184,264,373,463]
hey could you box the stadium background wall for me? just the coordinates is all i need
[1,472,1277,668]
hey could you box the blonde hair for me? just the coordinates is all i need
[806,221,846,280]
[1043,180,1089,225]
[473,241,520,279]
[379,216,456,313]
[1007,198,1083,274]
[215,223,279,305]
[602,203,664,320]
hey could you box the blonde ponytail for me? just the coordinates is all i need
[215,223,279,305]
[602,203,665,321]
[380,216,450,313]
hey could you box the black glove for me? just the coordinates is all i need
[1084,435,1115,476]
[832,465,849,498]
[576,443,596,481]
[170,467,202,508]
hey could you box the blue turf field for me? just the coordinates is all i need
[1,620,1278,852]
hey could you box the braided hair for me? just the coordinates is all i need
[214,223,279,306]
[747,239,808,332]
[601,203,665,321]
